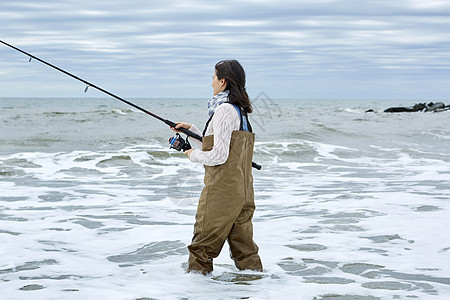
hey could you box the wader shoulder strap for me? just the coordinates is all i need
[202,114,214,137]
[231,104,252,133]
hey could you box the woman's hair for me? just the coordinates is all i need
[215,60,253,113]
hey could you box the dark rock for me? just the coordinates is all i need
[384,103,426,113]
[425,102,445,112]
[383,107,415,113]
[382,102,449,113]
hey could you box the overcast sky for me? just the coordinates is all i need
[1,0,450,100]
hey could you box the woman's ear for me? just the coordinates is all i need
[221,78,226,86]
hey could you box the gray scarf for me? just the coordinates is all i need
[207,90,229,117]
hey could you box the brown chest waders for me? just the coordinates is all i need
[187,105,263,274]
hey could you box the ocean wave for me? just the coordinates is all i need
[1,98,450,299]
[423,131,450,140]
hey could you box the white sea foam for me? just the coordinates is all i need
[2,145,450,299]
[1,98,450,299]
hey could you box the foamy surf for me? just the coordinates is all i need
[1,97,450,299]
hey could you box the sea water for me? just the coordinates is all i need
[1,97,450,299]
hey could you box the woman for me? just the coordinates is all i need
[173,60,263,275]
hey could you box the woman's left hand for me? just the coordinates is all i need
[171,122,192,133]
[185,149,194,159]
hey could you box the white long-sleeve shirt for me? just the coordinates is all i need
[189,103,240,166]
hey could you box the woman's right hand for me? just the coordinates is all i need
[171,122,192,133]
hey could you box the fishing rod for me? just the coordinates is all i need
[0,40,199,139]
[1,40,262,170]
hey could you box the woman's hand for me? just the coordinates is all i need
[171,122,192,133]
[185,148,195,159]
[171,122,195,159]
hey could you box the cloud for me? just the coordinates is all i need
[408,0,450,9]
[1,0,450,99]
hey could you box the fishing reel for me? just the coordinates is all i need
[169,133,192,152]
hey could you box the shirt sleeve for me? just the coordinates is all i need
[188,124,203,149]
[189,104,239,166]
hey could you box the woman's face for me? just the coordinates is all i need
[212,70,226,96]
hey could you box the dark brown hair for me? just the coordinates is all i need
[215,60,253,113]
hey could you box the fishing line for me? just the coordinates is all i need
[0,40,262,170]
